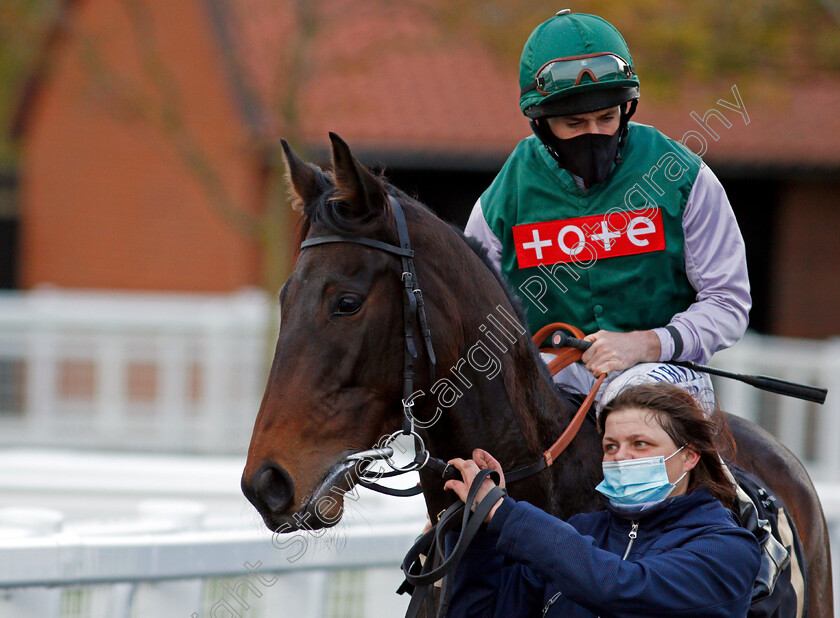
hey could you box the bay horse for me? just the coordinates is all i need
[241,133,833,615]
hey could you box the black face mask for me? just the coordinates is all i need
[550,130,621,186]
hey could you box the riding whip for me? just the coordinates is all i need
[550,331,828,405]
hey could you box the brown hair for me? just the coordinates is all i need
[597,383,737,510]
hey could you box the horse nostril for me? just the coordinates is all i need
[253,463,295,513]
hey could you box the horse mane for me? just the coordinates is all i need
[292,166,414,241]
[292,167,407,257]
[456,230,564,414]
[458,233,528,330]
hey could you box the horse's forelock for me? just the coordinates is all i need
[297,170,434,244]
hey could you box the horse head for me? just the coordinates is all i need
[242,133,581,536]
[241,134,477,532]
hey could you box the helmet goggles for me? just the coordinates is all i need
[522,52,634,96]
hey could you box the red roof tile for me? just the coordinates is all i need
[15,0,840,168]
[632,81,840,168]
[225,0,529,155]
[223,0,840,168]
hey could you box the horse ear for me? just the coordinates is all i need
[329,132,387,218]
[280,139,320,210]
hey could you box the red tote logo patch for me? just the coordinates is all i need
[512,208,666,268]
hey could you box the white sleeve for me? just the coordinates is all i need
[464,197,503,276]
[652,165,752,363]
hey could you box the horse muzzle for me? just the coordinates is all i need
[241,462,295,522]
[242,449,391,532]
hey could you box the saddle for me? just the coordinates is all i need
[731,465,807,618]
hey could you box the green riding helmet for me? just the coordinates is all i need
[519,10,640,119]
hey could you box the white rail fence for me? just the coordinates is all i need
[0,288,272,454]
[0,288,838,477]
[0,450,425,618]
[711,334,840,481]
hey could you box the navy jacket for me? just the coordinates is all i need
[446,490,761,617]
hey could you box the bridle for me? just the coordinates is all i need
[300,194,439,483]
[299,193,603,617]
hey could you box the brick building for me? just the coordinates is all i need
[9,0,840,337]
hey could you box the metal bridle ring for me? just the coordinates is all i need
[381,430,427,473]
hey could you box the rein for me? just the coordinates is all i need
[299,194,604,617]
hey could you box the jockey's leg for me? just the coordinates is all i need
[539,353,597,396]
[599,362,716,414]
[541,358,716,415]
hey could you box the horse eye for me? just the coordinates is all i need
[334,295,362,316]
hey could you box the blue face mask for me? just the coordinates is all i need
[595,446,687,506]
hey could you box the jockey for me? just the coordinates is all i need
[465,10,751,409]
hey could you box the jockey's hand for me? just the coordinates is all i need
[582,330,661,376]
[444,449,506,523]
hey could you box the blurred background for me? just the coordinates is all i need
[0,0,839,616]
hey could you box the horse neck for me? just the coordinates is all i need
[411,268,573,515]
[416,323,580,516]
[407,208,600,518]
